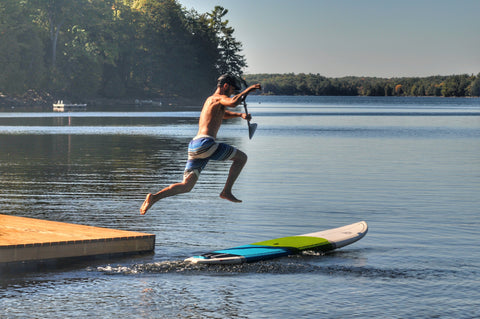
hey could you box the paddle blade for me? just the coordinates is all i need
[248,122,257,139]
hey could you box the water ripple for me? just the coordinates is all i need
[95,259,470,280]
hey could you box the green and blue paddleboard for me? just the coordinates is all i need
[185,221,368,264]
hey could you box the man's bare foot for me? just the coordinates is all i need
[220,192,242,203]
[140,193,154,215]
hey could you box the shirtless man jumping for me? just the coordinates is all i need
[140,74,261,215]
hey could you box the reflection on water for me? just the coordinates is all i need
[1,134,190,225]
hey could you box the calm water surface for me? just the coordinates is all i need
[1,96,479,318]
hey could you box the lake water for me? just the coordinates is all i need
[1,96,479,318]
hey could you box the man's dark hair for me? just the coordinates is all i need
[217,74,241,90]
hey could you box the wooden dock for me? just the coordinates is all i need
[0,214,155,264]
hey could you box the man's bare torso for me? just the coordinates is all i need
[196,94,226,139]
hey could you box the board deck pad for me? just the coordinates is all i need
[253,236,332,250]
[185,221,368,264]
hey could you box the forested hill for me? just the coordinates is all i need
[245,73,480,97]
[0,0,245,104]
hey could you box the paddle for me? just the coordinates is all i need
[242,98,257,139]
[239,78,257,139]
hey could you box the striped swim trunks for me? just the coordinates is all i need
[184,135,237,177]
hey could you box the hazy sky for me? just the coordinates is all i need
[179,0,479,77]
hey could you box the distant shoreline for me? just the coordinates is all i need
[0,92,203,112]
[245,73,480,98]
[1,91,478,112]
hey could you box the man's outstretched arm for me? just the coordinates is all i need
[220,84,262,108]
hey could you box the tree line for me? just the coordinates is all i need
[245,73,480,97]
[0,0,246,102]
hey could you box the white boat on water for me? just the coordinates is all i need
[53,100,87,112]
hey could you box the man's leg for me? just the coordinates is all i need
[140,173,198,215]
[220,150,247,203]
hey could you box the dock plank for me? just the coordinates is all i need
[0,214,155,264]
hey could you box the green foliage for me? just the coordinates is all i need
[245,73,480,97]
[471,73,480,97]
[0,0,46,94]
[0,1,245,101]
[206,6,246,76]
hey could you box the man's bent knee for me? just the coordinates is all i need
[183,181,196,193]
[180,173,198,193]
[233,150,247,163]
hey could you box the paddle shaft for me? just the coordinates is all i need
[243,99,256,139]
[240,78,257,139]
[242,99,251,125]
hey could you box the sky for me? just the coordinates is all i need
[178,0,480,78]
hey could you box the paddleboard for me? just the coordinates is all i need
[185,221,368,264]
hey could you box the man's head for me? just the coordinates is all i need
[217,74,241,92]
